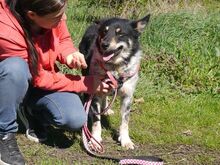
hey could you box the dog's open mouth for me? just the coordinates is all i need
[102,46,123,61]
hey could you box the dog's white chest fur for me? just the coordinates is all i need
[89,46,142,92]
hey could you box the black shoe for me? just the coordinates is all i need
[18,106,47,143]
[0,133,25,165]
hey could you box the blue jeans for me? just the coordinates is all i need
[0,57,87,134]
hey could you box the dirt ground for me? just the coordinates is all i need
[17,129,220,165]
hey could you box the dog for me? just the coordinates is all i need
[79,14,150,150]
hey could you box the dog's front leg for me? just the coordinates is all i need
[118,95,134,150]
[103,96,114,116]
[91,97,103,143]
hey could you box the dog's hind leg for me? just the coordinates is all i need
[118,95,135,150]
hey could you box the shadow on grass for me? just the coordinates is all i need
[101,115,119,142]
[17,110,119,151]
[17,115,79,149]
[42,127,77,148]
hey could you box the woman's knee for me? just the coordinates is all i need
[0,57,31,87]
[63,109,87,130]
[32,92,87,130]
[39,93,87,131]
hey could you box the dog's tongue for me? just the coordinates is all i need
[102,53,114,61]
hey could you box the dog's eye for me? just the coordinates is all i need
[103,26,109,34]
[116,28,121,33]
[115,28,124,36]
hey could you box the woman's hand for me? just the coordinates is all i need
[92,76,114,94]
[66,51,87,69]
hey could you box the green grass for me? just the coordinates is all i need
[18,0,220,164]
[141,11,220,94]
[133,94,220,147]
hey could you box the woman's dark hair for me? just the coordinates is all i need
[6,0,66,75]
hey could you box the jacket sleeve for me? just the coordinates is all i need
[56,18,78,64]
[33,64,94,94]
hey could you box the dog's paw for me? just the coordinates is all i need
[88,134,103,151]
[104,109,114,116]
[92,133,103,143]
[88,138,103,152]
[118,136,135,150]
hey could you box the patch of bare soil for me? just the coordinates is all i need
[17,131,220,165]
[16,117,220,164]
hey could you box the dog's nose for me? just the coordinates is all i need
[101,42,109,50]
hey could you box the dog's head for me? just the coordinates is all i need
[95,14,150,62]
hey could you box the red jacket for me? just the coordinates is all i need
[0,0,93,93]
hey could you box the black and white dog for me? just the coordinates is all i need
[79,14,150,150]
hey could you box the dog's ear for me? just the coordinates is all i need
[93,18,108,25]
[130,14,150,33]
[94,19,101,25]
